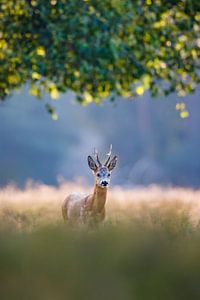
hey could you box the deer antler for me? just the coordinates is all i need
[104,144,112,166]
[94,148,102,166]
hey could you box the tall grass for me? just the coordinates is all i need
[1,182,200,300]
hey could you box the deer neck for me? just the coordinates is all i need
[92,184,107,214]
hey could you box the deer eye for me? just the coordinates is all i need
[108,173,111,177]
[97,173,100,177]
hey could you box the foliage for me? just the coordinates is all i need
[0,0,200,111]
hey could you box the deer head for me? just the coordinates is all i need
[87,145,118,188]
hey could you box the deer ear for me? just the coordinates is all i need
[108,155,118,171]
[87,156,98,172]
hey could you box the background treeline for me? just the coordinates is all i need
[0,89,199,187]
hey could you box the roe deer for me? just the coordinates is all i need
[62,145,117,225]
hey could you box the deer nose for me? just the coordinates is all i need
[101,181,108,187]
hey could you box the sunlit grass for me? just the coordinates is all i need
[1,182,200,300]
[0,181,200,230]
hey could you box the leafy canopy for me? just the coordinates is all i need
[0,0,200,109]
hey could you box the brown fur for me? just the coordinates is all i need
[62,184,107,225]
[62,146,117,225]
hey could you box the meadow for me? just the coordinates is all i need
[1,182,200,300]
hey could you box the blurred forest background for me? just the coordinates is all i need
[0,0,200,188]
[0,88,199,188]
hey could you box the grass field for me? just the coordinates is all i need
[1,182,200,300]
